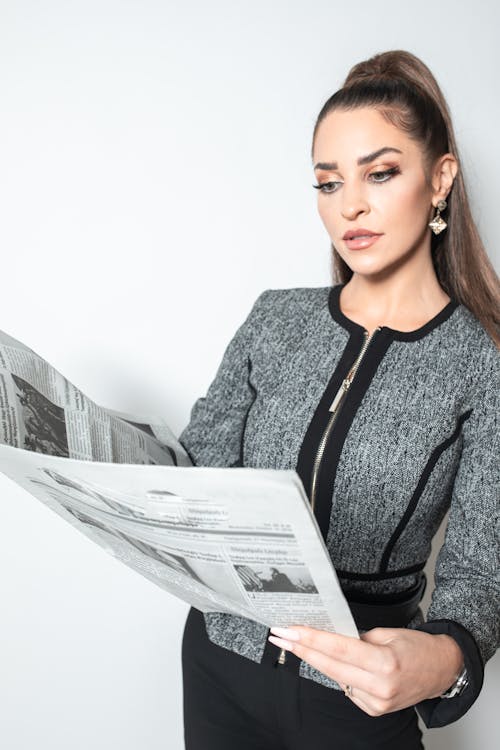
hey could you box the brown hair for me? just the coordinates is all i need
[311,50,500,348]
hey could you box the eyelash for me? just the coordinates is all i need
[312,166,401,194]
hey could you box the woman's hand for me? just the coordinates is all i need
[268,625,464,716]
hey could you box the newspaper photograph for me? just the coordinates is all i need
[0,326,358,637]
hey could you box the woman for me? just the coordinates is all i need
[179,50,499,749]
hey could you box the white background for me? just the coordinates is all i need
[0,1,498,748]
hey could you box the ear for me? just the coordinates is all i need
[431,153,458,206]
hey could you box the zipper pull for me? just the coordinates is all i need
[277,648,287,665]
[328,328,378,413]
[329,378,351,412]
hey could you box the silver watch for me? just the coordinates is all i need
[440,666,469,698]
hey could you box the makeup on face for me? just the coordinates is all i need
[343,233,383,251]
[311,108,433,273]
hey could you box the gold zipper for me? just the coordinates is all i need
[276,326,381,667]
[310,326,381,513]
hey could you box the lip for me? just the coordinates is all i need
[344,234,382,251]
[342,228,382,240]
[342,228,383,251]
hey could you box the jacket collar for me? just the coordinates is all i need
[328,283,460,342]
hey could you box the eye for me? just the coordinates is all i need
[312,180,342,194]
[312,166,400,194]
[368,166,401,183]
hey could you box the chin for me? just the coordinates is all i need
[345,262,400,281]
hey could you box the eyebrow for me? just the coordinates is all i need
[313,146,403,171]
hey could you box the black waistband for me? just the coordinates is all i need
[344,574,427,630]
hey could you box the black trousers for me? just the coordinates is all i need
[182,607,424,750]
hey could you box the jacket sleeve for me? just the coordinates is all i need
[178,290,270,468]
[415,358,500,728]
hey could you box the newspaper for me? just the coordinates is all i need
[0,329,358,637]
[0,329,191,467]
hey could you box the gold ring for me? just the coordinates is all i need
[344,684,353,698]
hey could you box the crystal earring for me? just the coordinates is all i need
[429,199,448,235]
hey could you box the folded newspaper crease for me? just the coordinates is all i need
[0,329,357,637]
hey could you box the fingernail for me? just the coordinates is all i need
[270,627,300,641]
[268,635,294,650]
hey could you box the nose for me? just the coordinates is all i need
[340,182,370,220]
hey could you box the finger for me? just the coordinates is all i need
[268,635,380,695]
[360,627,401,646]
[338,680,390,717]
[269,626,386,672]
[344,686,383,717]
[347,681,403,718]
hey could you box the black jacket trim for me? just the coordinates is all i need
[379,409,473,572]
[296,327,393,541]
[328,283,459,342]
[337,561,426,581]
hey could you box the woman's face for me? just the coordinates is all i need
[312,106,436,277]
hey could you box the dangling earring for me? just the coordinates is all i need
[429,199,448,235]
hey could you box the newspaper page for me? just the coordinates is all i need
[0,329,191,467]
[0,444,358,637]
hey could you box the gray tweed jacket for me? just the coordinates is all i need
[179,284,499,728]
